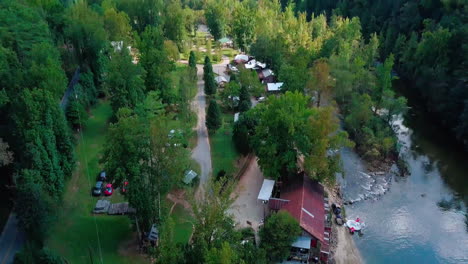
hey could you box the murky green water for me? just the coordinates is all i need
[339,84,468,263]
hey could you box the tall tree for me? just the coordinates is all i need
[106,48,145,114]
[203,56,216,95]
[164,0,187,49]
[251,92,350,183]
[231,1,256,51]
[260,211,301,262]
[206,99,221,132]
[138,26,174,103]
[205,1,227,40]
[64,0,108,81]
[309,58,333,107]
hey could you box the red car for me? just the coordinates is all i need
[104,183,113,196]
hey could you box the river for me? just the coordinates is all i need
[338,83,468,263]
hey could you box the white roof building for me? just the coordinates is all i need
[257,179,275,201]
[266,82,284,92]
[234,54,249,63]
[215,76,228,84]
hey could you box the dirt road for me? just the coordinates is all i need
[191,58,230,195]
[191,64,212,195]
[228,159,266,232]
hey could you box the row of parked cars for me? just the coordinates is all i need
[92,171,129,197]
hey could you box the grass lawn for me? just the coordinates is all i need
[170,204,194,244]
[210,112,239,178]
[47,101,148,264]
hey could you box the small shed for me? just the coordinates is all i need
[234,112,240,122]
[148,224,159,242]
[234,54,249,64]
[215,76,228,87]
[183,170,198,184]
[93,199,111,214]
[258,69,274,80]
[218,37,233,48]
[257,179,275,202]
[266,83,284,93]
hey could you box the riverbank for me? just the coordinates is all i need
[326,185,363,264]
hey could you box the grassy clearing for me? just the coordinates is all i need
[47,101,147,264]
[210,111,239,178]
[170,204,194,244]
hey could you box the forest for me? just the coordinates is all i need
[0,0,466,263]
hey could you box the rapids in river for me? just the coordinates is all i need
[338,109,468,263]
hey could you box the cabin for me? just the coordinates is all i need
[269,174,330,263]
[266,82,283,93]
[218,37,233,48]
[215,76,228,87]
[234,54,250,64]
[258,69,274,80]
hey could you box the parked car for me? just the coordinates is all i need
[92,181,104,196]
[104,183,113,196]
[258,96,266,102]
[98,171,107,181]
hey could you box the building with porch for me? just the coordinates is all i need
[269,173,331,263]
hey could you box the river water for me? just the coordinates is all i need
[338,97,468,263]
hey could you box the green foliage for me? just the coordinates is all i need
[231,1,256,51]
[260,211,301,262]
[205,1,227,40]
[138,26,174,103]
[251,92,349,183]
[103,5,132,41]
[15,171,54,243]
[203,56,216,95]
[232,110,257,155]
[156,218,184,263]
[189,50,197,68]
[186,178,238,264]
[102,93,190,230]
[164,0,187,49]
[64,1,108,80]
[206,99,221,132]
[238,85,251,112]
[106,48,145,114]
[66,94,88,129]
[116,0,163,33]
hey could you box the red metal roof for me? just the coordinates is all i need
[280,173,325,243]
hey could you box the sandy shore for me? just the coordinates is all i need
[326,185,363,264]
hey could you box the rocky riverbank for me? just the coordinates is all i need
[326,185,363,264]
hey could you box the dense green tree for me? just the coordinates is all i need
[232,110,257,155]
[309,58,333,107]
[64,1,108,81]
[186,178,238,264]
[117,0,163,33]
[106,48,145,114]
[205,242,238,264]
[238,85,251,112]
[156,218,184,263]
[15,170,54,243]
[203,56,216,95]
[138,26,174,102]
[205,1,227,40]
[102,93,190,230]
[251,92,350,183]
[260,211,301,262]
[231,1,256,51]
[164,0,187,49]
[189,50,197,68]
[206,99,221,132]
[103,5,132,41]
